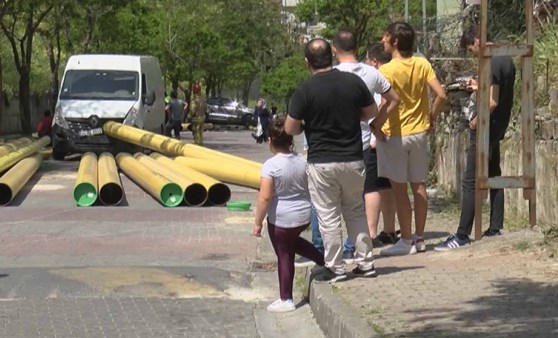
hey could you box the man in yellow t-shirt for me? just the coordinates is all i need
[376,22,446,257]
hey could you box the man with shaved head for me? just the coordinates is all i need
[285,38,387,282]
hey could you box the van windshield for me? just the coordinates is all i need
[60,70,139,101]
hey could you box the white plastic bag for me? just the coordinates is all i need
[255,117,263,137]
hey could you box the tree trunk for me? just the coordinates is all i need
[171,76,178,93]
[242,81,250,105]
[19,68,32,134]
[44,39,59,112]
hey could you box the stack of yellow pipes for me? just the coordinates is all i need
[0,137,50,206]
[102,122,262,201]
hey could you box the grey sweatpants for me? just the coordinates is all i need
[307,161,374,274]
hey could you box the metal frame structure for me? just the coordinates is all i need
[475,0,536,240]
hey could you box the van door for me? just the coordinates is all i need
[140,57,165,133]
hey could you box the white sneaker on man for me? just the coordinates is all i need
[380,239,417,256]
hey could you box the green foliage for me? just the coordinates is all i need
[0,0,296,130]
[260,51,308,110]
[487,0,527,40]
[534,20,558,105]
[295,0,436,53]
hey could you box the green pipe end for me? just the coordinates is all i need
[159,183,183,207]
[73,182,98,207]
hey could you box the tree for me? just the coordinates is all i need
[295,0,436,55]
[260,51,308,110]
[0,0,53,133]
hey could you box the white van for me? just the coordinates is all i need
[52,54,165,160]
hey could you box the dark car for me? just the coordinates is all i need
[205,97,254,127]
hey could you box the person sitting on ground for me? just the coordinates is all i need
[253,117,325,313]
[37,109,53,139]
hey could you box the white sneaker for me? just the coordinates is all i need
[380,239,417,256]
[267,299,295,313]
[414,236,426,253]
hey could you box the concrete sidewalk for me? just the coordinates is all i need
[304,202,558,338]
[215,130,557,337]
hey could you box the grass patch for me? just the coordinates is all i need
[514,240,532,252]
[365,307,393,337]
[505,215,530,232]
[369,322,388,337]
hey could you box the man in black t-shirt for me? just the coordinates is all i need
[285,38,387,281]
[436,25,516,251]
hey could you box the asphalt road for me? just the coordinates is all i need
[0,129,323,338]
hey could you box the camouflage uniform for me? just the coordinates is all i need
[190,92,206,146]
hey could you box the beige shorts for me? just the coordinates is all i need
[376,132,428,183]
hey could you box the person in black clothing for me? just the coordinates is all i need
[254,97,270,143]
[435,25,516,251]
[285,38,387,282]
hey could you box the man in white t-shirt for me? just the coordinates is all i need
[332,28,400,243]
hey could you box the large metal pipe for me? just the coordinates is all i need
[150,153,231,206]
[0,136,50,173]
[102,121,261,170]
[115,153,183,207]
[73,152,98,207]
[0,137,33,157]
[0,153,42,206]
[174,156,260,189]
[98,152,123,206]
[134,153,207,206]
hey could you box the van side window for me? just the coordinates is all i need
[141,73,147,95]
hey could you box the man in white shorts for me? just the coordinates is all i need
[377,22,446,256]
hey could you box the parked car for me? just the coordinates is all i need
[205,97,254,127]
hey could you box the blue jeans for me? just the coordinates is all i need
[310,208,354,254]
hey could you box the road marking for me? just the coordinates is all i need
[49,267,225,298]
[32,184,65,191]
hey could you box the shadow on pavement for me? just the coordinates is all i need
[400,278,558,337]
[6,171,44,207]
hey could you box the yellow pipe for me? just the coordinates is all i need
[134,153,207,206]
[0,136,50,173]
[98,152,123,206]
[102,121,261,170]
[0,153,42,206]
[115,153,183,207]
[73,152,98,207]
[0,137,33,157]
[39,148,52,160]
[150,152,231,206]
[174,156,260,189]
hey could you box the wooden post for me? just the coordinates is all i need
[475,0,537,240]
[475,0,491,241]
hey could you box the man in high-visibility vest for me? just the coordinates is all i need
[189,83,206,145]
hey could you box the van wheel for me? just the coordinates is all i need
[52,150,66,161]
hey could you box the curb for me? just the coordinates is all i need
[307,278,377,338]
